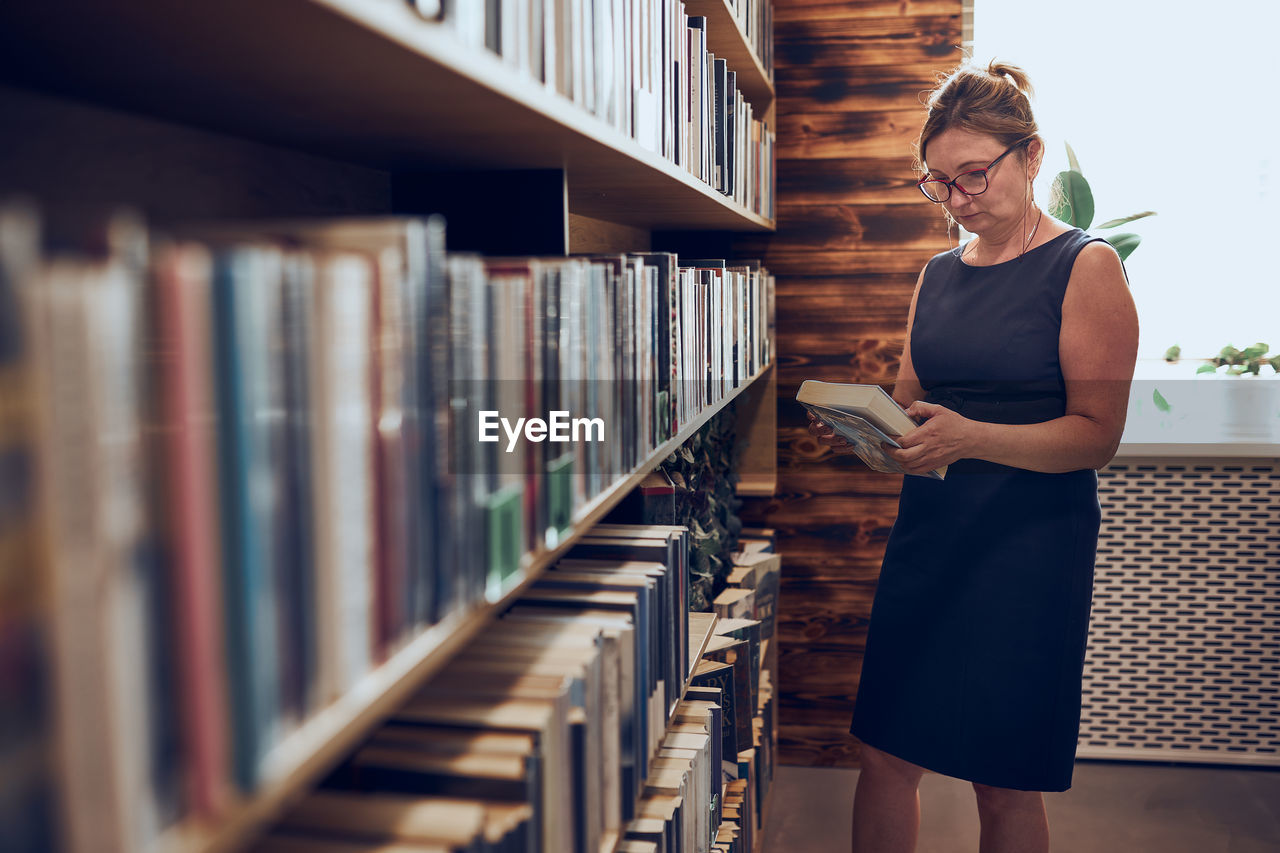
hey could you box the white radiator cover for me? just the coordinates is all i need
[1078,458,1280,766]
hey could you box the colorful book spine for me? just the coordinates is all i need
[151,242,231,818]
[211,245,286,792]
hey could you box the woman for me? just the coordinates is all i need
[807,61,1138,853]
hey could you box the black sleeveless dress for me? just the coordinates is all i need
[849,228,1106,792]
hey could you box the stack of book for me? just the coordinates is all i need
[256,523,692,853]
[629,527,779,852]
[724,0,773,79]
[710,529,779,846]
[417,0,776,219]
[0,201,775,852]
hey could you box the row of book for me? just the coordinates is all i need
[415,0,776,218]
[726,0,773,82]
[685,21,775,217]
[0,204,774,853]
[251,525,780,853]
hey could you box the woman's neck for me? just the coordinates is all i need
[962,204,1043,265]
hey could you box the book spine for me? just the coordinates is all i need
[371,245,408,659]
[0,204,60,851]
[212,247,283,792]
[151,243,232,819]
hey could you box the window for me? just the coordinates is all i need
[971,1,1280,376]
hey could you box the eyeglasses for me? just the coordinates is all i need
[917,141,1028,203]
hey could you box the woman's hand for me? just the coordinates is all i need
[881,401,977,474]
[806,411,860,455]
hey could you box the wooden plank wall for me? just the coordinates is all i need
[737,0,963,767]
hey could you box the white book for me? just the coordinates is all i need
[579,0,595,113]
[796,380,948,479]
[28,250,156,853]
[615,0,628,135]
[529,0,544,82]
[311,252,375,701]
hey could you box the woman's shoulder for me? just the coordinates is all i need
[1028,216,1080,251]
[1032,221,1122,268]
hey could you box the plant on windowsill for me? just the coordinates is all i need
[1162,343,1280,377]
[1151,343,1280,443]
[1048,142,1155,262]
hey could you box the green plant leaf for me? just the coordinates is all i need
[1105,232,1141,261]
[1243,342,1270,359]
[1051,170,1094,229]
[1153,387,1171,412]
[1197,363,1219,374]
[1096,211,1157,229]
[1269,355,1280,372]
[1163,344,1181,362]
[1065,141,1082,173]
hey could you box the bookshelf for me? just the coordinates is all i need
[684,0,774,107]
[0,0,778,851]
[152,361,772,853]
[0,0,774,231]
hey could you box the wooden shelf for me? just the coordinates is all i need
[0,0,773,232]
[152,361,773,853]
[687,612,721,676]
[733,362,777,496]
[685,0,774,108]
[735,474,778,496]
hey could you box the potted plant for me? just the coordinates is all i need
[1048,142,1155,262]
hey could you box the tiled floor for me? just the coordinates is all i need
[761,761,1280,852]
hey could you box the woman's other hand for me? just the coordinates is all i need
[806,411,860,455]
[881,401,977,474]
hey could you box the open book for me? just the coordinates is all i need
[796,380,948,480]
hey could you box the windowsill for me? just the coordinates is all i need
[1118,359,1280,456]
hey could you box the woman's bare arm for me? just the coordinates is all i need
[890,267,929,411]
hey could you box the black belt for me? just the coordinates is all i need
[924,387,1067,426]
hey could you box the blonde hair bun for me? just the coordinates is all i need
[986,60,1035,99]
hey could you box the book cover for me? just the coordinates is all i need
[797,380,947,479]
[714,618,761,714]
[704,636,754,757]
[690,659,739,764]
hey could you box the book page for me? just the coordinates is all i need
[804,403,944,480]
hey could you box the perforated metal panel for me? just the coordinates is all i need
[1078,459,1280,766]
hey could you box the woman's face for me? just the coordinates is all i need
[923,128,1041,234]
